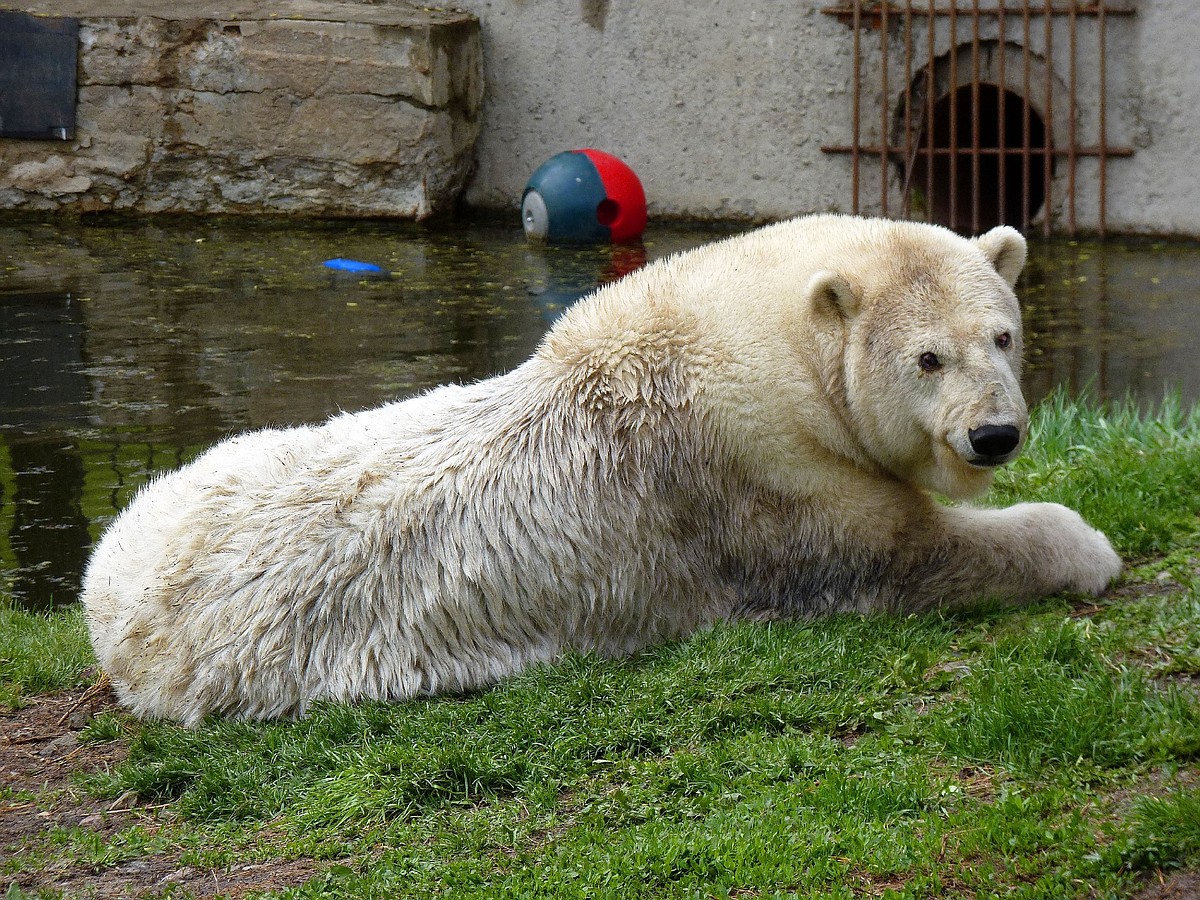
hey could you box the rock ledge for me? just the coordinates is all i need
[0,1,482,217]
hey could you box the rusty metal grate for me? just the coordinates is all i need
[821,2,1135,236]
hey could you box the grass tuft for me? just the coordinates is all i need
[1122,787,1200,871]
[991,389,1200,557]
[0,602,94,707]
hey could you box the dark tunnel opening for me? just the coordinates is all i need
[906,83,1051,232]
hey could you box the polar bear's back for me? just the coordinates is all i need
[81,371,722,723]
[82,382,491,722]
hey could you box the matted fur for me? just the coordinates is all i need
[82,215,1121,724]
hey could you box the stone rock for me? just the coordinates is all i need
[0,1,482,218]
[8,156,93,194]
[38,732,79,757]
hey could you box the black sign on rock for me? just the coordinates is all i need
[0,11,79,140]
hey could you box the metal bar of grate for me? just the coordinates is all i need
[997,0,1008,226]
[824,3,1135,22]
[926,0,937,223]
[949,0,958,231]
[1022,2,1033,230]
[881,0,890,216]
[823,145,1134,157]
[971,0,982,235]
[902,1,915,218]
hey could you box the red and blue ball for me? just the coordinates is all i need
[522,149,647,244]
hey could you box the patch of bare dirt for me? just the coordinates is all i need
[1,683,329,899]
[10,855,332,900]
[1130,870,1200,900]
[1,680,135,848]
[1096,574,1176,610]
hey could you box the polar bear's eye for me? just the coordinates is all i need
[918,352,942,373]
[995,332,1012,350]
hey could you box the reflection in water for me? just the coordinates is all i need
[0,293,93,609]
[527,243,649,322]
[5,439,91,609]
[1,218,1198,610]
[1021,239,1200,403]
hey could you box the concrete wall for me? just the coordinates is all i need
[458,0,843,221]
[2,0,1195,234]
[455,0,1200,236]
[1109,0,1200,235]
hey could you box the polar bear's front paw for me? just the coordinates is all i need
[1032,502,1122,595]
[1073,526,1123,595]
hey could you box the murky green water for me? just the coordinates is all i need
[2,216,1198,610]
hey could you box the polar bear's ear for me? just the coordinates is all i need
[806,271,860,321]
[974,226,1027,288]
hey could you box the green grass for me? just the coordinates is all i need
[1124,788,1200,871]
[3,392,1200,898]
[921,620,1200,773]
[991,390,1200,556]
[0,602,93,708]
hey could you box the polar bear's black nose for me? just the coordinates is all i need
[968,424,1021,458]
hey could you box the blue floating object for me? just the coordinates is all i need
[323,258,385,274]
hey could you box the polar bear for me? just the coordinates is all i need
[81,215,1122,724]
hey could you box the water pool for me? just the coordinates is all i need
[2,216,1198,609]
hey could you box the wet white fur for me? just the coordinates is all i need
[82,215,1121,724]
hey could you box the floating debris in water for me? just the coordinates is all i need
[323,258,387,276]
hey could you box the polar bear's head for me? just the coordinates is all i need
[550,215,1030,503]
[805,221,1029,499]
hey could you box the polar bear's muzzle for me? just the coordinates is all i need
[965,423,1022,467]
